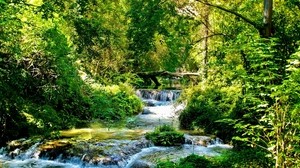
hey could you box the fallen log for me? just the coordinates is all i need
[137,71,200,88]
[137,71,200,78]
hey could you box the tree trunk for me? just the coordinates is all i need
[196,0,273,38]
[202,0,210,79]
[262,0,273,38]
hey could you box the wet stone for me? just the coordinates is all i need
[142,108,155,115]
[0,90,233,168]
[131,160,151,168]
[184,135,213,147]
[144,100,156,107]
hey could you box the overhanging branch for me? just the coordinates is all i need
[192,33,227,45]
[195,0,262,31]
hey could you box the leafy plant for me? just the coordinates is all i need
[156,149,271,168]
[178,154,211,168]
[145,125,185,146]
[90,83,142,123]
[210,148,272,168]
[179,84,239,142]
[156,160,177,168]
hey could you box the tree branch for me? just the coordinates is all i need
[192,33,228,45]
[195,0,262,31]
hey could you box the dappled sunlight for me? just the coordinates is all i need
[21,112,44,129]
[60,127,146,141]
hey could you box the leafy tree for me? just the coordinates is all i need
[0,0,143,145]
[179,1,300,167]
[127,0,196,72]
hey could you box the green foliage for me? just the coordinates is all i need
[72,0,130,84]
[90,83,142,123]
[127,0,195,72]
[0,5,299,168]
[145,125,185,146]
[223,40,299,167]
[156,154,213,168]
[156,149,272,168]
[179,154,211,168]
[0,0,142,145]
[215,40,300,168]
[0,55,29,145]
[156,160,177,168]
[211,148,272,168]
[179,84,240,141]
[21,104,63,136]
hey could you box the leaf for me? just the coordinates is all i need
[233,136,249,142]
[0,0,6,4]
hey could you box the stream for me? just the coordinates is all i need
[0,90,232,168]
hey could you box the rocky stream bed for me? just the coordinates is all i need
[0,90,232,168]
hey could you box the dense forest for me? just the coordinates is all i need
[1,0,300,167]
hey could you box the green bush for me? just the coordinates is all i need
[90,83,143,123]
[156,160,177,168]
[145,125,185,146]
[210,148,273,168]
[178,85,239,141]
[156,154,212,168]
[179,154,211,168]
[156,149,272,168]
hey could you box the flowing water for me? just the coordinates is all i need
[0,89,232,168]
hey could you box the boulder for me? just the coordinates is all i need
[130,160,151,168]
[142,108,155,115]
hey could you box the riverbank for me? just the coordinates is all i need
[0,90,233,167]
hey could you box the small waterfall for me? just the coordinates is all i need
[125,147,167,168]
[0,89,233,168]
[136,89,181,102]
[0,147,6,161]
[124,136,232,167]
[207,138,232,149]
[16,142,40,159]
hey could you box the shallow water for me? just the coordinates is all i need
[60,128,146,141]
[0,90,232,168]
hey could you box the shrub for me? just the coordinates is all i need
[90,83,143,123]
[179,154,211,168]
[145,125,185,146]
[156,154,212,168]
[178,85,239,141]
[210,148,273,168]
[156,149,272,168]
[156,160,177,168]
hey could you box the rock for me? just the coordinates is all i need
[145,101,156,107]
[184,135,212,147]
[9,148,21,158]
[7,138,26,151]
[39,140,73,159]
[131,160,151,168]
[7,138,40,151]
[142,108,155,115]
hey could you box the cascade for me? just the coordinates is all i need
[136,89,181,102]
[0,89,232,168]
